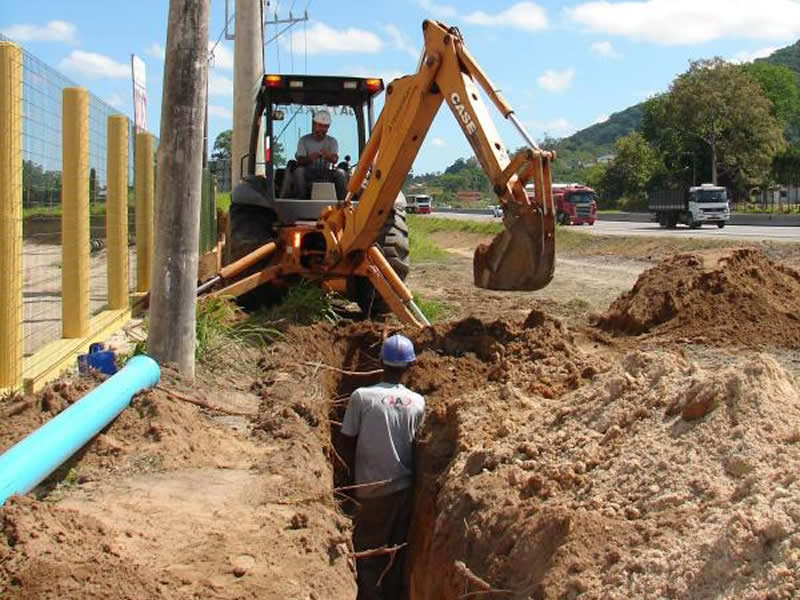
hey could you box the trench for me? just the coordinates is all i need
[310,312,584,599]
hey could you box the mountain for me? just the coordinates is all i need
[560,39,800,154]
[559,103,645,154]
[756,40,800,75]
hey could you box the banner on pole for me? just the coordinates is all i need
[131,55,147,133]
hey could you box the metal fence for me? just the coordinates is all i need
[0,33,142,359]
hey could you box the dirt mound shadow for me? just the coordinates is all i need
[596,247,800,347]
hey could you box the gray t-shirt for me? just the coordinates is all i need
[341,382,425,498]
[296,133,338,161]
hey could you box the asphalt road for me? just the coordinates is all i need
[434,212,799,242]
[581,220,799,242]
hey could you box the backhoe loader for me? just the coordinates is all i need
[200,20,556,327]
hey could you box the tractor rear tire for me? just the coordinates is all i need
[352,201,410,317]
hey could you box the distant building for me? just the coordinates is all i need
[596,154,616,164]
[456,190,482,203]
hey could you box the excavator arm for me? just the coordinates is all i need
[202,20,555,329]
[324,20,555,291]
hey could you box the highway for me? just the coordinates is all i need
[433,211,799,243]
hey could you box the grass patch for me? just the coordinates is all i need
[255,279,340,326]
[413,294,451,323]
[195,297,280,362]
[408,215,504,235]
[553,225,753,258]
[216,192,231,214]
[410,232,448,262]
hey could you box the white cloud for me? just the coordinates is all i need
[414,0,458,18]
[284,22,382,55]
[537,68,575,93]
[1,20,76,42]
[58,50,129,79]
[383,24,419,60]
[463,2,548,31]
[431,137,447,146]
[208,42,233,69]
[104,93,124,108]
[566,0,800,45]
[146,43,165,60]
[591,40,622,59]
[340,65,406,85]
[208,73,233,97]
[525,118,575,135]
[730,46,779,64]
[208,104,232,120]
[594,114,610,124]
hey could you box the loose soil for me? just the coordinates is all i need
[2,231,800,599]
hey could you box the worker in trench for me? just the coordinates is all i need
[341,334,426,600]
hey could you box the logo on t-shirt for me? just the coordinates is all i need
[382,395,413,408]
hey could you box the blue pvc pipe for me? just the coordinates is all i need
[0,355,160,505]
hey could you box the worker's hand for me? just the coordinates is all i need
[308,151,322,161]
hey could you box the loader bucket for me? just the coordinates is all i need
[473,207,555,290]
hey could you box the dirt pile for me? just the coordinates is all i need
[596,248,800,347]
[408,349,800,599]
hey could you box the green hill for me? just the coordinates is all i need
[560,103,645,154]
[757,40,800,74]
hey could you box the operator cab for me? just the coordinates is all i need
[234,74,384,223]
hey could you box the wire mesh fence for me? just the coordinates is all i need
[1,33,140,358]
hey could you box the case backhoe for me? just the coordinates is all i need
[201,20,556,327]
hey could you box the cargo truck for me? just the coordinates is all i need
[648,184,730,229]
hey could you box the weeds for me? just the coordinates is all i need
[216,192,231,214]
[408,215,503,236]
[256,280,340,326]
[413,294,451,323]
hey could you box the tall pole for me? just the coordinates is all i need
[148,0,209,379]
[232,0,264,185]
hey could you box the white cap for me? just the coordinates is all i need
[313,109,331,125]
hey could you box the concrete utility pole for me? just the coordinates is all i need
[232,0,264,185]
[148,0,209,379]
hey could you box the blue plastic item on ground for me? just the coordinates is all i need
[77,343,118,375]
[0,354,161,505]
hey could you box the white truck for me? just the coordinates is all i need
[649,184,730,229]
[406,194,432,214]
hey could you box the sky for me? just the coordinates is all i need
[2,0,800,175]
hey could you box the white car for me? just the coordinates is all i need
[489,205,503,218]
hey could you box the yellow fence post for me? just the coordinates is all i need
[62,87,89,338]
[107,115,129,309]
[0,42,23,390]
[135,132,154,293]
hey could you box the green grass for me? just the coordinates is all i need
[22,202,111,219]
[255,279,340,326]
[408,215,504,235]
[413,294,451,323]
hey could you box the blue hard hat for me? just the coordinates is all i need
[380,334,416,368]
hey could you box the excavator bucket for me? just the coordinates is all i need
[473,206,555,291]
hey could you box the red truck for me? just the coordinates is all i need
[551,183,597,225]
[524,182,597,225]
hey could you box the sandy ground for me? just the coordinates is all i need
[21,241,138,356]
[3,230,800,599]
